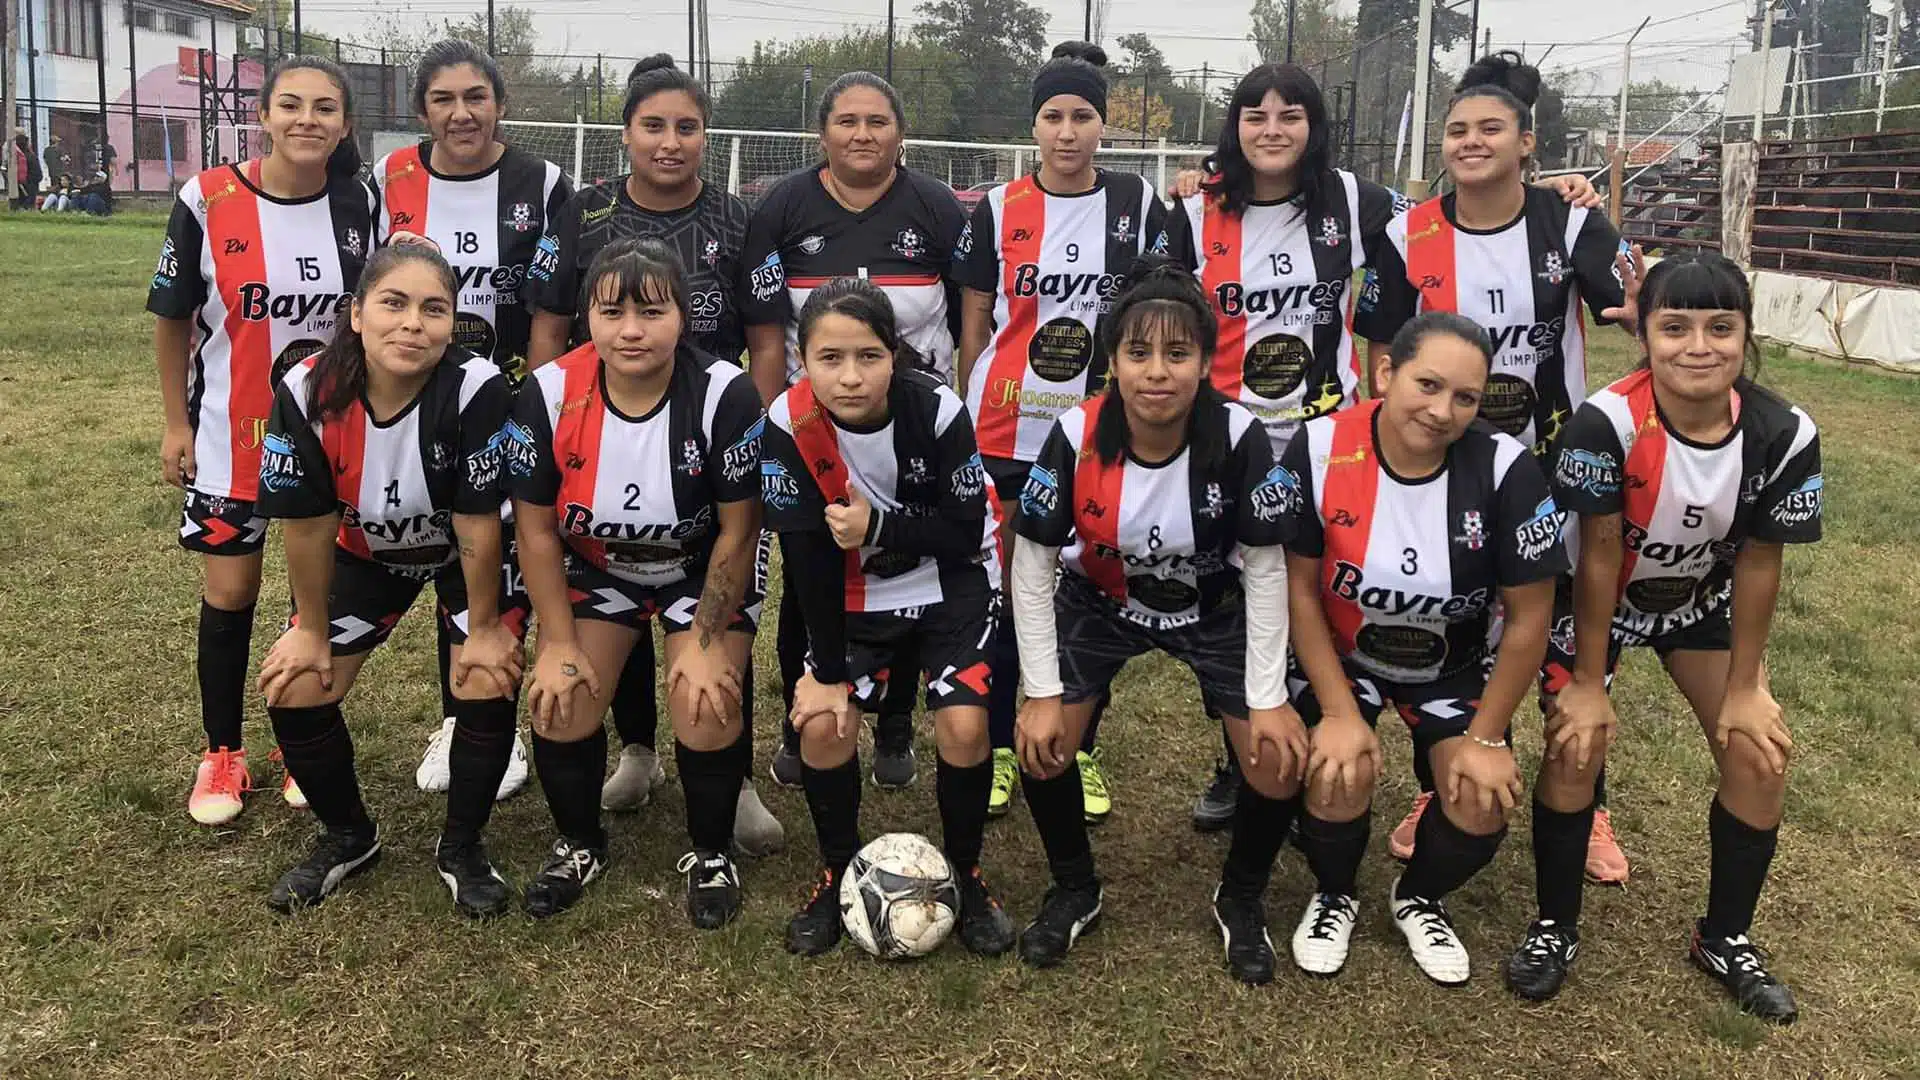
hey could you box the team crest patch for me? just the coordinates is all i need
[678,437,703,477]
[342,228,363,257]
[798,234,827,256]
[1459,510,1486,551]
[1112,214,1133,244]
[702,238,721,266]
[1318,215,1344,247]
[1537,251,1566,285]
[905,456,932,484]
[506,202,535,232]
[892,228,925,259]
[1198,481,1225,519]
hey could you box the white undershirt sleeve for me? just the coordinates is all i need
[1240,543,1291,712]
[1011,535,1064,699]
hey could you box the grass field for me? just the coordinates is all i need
[1,209,1917,1079]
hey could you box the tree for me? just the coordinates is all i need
[1344,0,1473,181]
[713,30,958,135]
[1562,79,1706,137]
[912,0,1050,138]
[1247,0,1355,68]
[1112,32,1207,145]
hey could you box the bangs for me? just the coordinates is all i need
[1234,64,1323,116]
[1115,299,1212,355]
[587,254,681,310]
[1643,258,1750,319]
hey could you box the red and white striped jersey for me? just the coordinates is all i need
[1164,170,1403,452]
[956,171,1171,463]
[761,370,1000,613]
[1280,400,1568,683]
[1355,188,1626,457]
[372,143,570,381]
[259,353,510,577]
[1550,369,1822,644]
[506,343,763,588]
[148,161,376,501]
[1012,395,1285,629]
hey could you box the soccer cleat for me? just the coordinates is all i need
[733,780,787,857]
[956,867,1016,956]
[785,867,844,956]
[496,733,530,800]
[1505,919,1580,1002]
[1078,749,1112,824]
[416,717,456,793]
[1690,921,1799,1024]
[1389,791,1434,861]
[871,719,917,790]
[268,748,307,809]
[1018,883,1103,968]
[987,747,1018,818]
[268,825,381,913]
[1212,883,1277,985]
[436,836,513,919]
[1585,807,1630,885]
[522,839,608,919]
[1191,759,1239,833]
[601,744,666,811]
[769,741,803,789]
[1390,876,1471,986]
[188,748,251,825]
[677,850,743,930]
[1291,892,1360,976]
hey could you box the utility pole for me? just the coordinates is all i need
[1614,16,1650,226]
[126,0,139,191]
[1197,62,1208,141]
[1468,0,1480,63]
[92,0,106,165]
[2,0,14,199]
[1408,0,1434,193]
[1083,0,1091,41]
[886,0,895,81]
[1285,0,1297,62]
[292,0,301,53]
[486,0,495,54]
[24,0,38,148]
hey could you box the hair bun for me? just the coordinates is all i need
[629,53,679,81]
[1457,50,1540,107]
[1051,41,1108,67]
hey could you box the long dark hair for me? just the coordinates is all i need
[412,39,507,116]
[307,245,457,418]
[1201,63,1331,218]
[1451,50,1541,131]
[1635,252,1762,377]
[581,236,692,333]
[1094,257,1230,468]
[623,54,711,126]
[261,55,362,182]
[795,275,929,372]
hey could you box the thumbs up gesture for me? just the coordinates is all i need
[824,487,874,551]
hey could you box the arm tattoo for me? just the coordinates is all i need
[696,563,743,650]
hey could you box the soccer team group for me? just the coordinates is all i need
[146,34,1820,1022]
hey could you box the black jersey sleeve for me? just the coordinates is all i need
[1570,208,1628,323]
[930,180,971,346]
[1549,403,1627,516]
[545,169,575,227]
[1162,197,1200,272]
[871,405,990,560]
[1751,424,1823,545]
[453,368,513,515]
[1274,428,1323,557]
[1354,179,1406,268]
[258,379,337,519]
[1143,186,1172,256]
[739,192,792,327]
[524,191,582,316]
[1496,454,1572,586]
[147,195,206,318]
[780,529,849,683]
[710,374,766,504]
[758,411,828,533]
[1011,420,1078,546]
[1232,419,1287,547]
[954,196,1000,294]
[1351,230,1417,346]
[504,382,561,506]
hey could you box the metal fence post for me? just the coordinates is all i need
[572,114,584,182]
[1155,136,1167,196]
[727,134,740,195]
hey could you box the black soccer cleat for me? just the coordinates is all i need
[269,825,381,914]
[1505,919,1580,1002]
[522,838,607,920]
[769,742,803,789]
[679,849,743,930]
[785,867,844,956]
[436,835,513,920]
[871,719,917,790]
[1018,883,1103,968]
[1690,920,1799,1024]
[956,867,1016,956]
[1191,759,1240,833]
[1212,883,1277,986]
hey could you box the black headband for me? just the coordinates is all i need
[1031,64,1107,121]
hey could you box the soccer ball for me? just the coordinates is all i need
[839,833,961,959]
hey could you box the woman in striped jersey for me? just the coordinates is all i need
[956,41,1169,825]
[254,245,522,916]
[374,39,569,806]
[151,55,375,827]
[1512,255,1818,1020]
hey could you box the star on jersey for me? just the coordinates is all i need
[1307,379,1346,417]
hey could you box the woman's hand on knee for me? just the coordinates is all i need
[1247,705,1309,789]
[259,624,332,706]
[1713,684,1793,776]
[1306,710,1381,806]
[528,642,600,737]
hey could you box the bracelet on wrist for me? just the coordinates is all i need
[1469,734,1509,750]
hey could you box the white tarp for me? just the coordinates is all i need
[1748,270,1920,371]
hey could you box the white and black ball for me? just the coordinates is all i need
[839,833,961,959]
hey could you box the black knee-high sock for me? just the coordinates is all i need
[677,740,744,854]
[1533,799,1596,927]
[610,635,658,749]
[1298,811,1371,897]
[986,616,1018,750]
[739,658,756,758]
[802,756,862,874]
[877,639,918,739]
[1080,690,1109,752]
[198,601,256,751]
[1594,767,1608,807]
[269,703,371,834]
[1220,787,1301,895]
[533,728,608,850]
[937,757,993,874]
[1398,798,1505,901]
[1704,797,1778,939]
[435,619,458,719]
[777,586,807,753]
[443,697,517,845]
[1219,718,1241,772]
[1021,764,1097,890]
[1413,746,1437,794]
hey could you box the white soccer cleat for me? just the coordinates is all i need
[1292,892,1359,976]
[416,717,456,793]
[1390,876,1470,986]
[495,733,530,801]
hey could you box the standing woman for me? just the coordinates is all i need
[1352,51,1632,880]
[1275,312,1566,984]
[1008,262,1299,978]
[507,238,766,924]
[741,71,970,792]
[151,55,376,825]
[253,245,523,916]
[373,39,570,802]
[523,55,781,852]
[762,277,1015,957]
[956,41,1170,825]
[1513,254,1818,1020]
